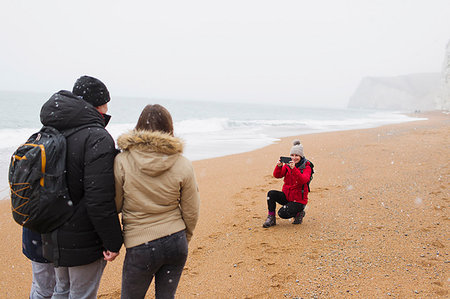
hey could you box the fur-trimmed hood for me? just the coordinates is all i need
[117,130,184,177]
[117,130,183,153]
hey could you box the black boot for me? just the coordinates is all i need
[262,214,276,228]
[293,210,305,224]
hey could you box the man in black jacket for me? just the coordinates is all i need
[41,76,123,298]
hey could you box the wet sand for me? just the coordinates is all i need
[1,111,448,298]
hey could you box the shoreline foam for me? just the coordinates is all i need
[0,111,428,200]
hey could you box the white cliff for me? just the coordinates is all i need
[348,73,440,111]
[348,39,450,111]
[435,41,450,110]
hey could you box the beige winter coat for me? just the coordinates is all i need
[114,130,200,248]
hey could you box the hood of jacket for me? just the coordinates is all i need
[117,130,184,177]
[40,90,108,130]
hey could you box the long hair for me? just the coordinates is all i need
[135,104,174,135]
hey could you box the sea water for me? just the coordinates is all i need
[0,90,425,199]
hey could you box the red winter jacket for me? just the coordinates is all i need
[273,160,312,205]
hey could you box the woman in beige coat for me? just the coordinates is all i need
[114,104,200,299]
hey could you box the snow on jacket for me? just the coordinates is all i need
[40,90,123,267]
[273,157,312,205]
[22,227,49,263]
[114,130,200,248]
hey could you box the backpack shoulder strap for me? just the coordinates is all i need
[297,157,307,170]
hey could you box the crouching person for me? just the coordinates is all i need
[263,140,312,227]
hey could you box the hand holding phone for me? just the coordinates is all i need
[280,156,292,164]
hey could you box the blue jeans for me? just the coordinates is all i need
[121,230,188,299]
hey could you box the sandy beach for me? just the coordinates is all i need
[0,111,448,298]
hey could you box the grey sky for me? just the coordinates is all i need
[1,0,449,108]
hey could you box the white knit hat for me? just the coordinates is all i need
[290,140,304,157]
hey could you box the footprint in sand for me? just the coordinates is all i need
[431,239,445,248]
[270,273,295,286]
[306,254,318,260]
[191,246,204,255]
[208,232,220,239]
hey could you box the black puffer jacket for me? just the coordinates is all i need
[41,90,123,267]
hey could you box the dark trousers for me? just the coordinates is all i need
[121,230,188,299]
[267,190,305,218]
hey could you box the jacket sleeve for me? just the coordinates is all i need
[273,164,287,178]
[180,162,200,242]
[114,155,125,213]
[84,130,123,252]
[290,164,312,185]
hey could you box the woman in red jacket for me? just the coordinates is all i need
[263,140,312,228]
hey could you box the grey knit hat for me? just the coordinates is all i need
[290,140,304,157]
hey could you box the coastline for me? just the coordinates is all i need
[0,110,427,200]
[0,111,448,297]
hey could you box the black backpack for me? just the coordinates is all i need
[9,124,98,233]
[298,158,314,194]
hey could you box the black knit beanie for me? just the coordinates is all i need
[72,76,110,107]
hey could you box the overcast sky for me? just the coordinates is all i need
[1,0,449,108]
